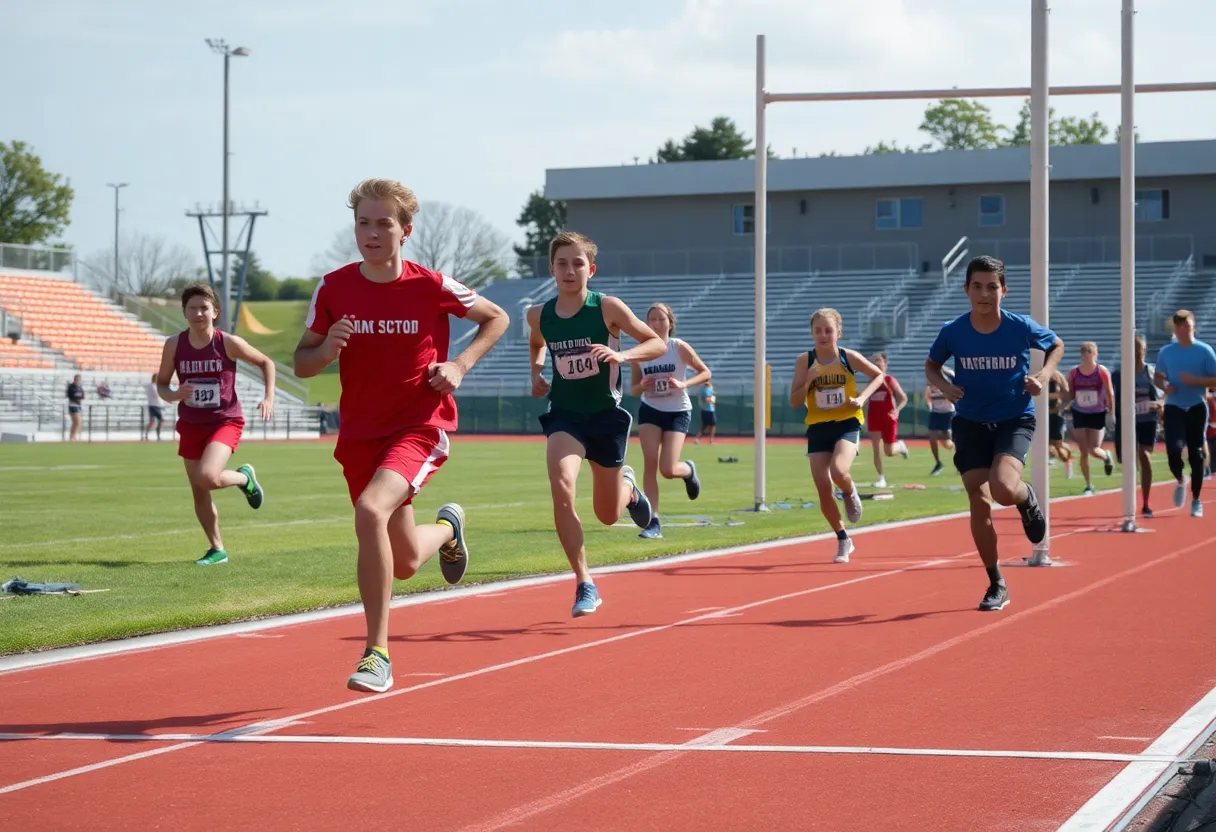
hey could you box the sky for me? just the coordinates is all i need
[5,0,1215,280]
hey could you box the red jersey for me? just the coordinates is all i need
[867,375,899,424]
[1207,392,1216,439]
[305,260,477,441]
[174,330,242,424]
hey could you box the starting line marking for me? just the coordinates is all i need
[0,731,1183,764]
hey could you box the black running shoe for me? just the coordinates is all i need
[978,583,1010,612]
[1017,484,1046,544]
[683,460,701,501]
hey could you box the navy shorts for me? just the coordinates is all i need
[638,403,692,434]
[540,406,632,468]
[148,405,164,421]
[928,411,953,433]
[1048,413,1065,441]
[1113,420,1158,463]
[1071,408,1108,431]
[806,418,861,455]
[951,414,1036,474]
[700,410,716,428]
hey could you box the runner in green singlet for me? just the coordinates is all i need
[526,231,666,618]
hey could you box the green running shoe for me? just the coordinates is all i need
[237,464,264,509]
[195,548,228,566]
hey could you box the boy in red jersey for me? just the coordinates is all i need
[865,353,909,488]
[156,282,275,566]
[294,179,509,694]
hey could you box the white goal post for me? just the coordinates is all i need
[752,0,1216,553]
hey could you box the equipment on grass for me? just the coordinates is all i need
[718,456,739,464]
[2,578,108,596]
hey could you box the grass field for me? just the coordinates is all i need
[238,300,343,405]
[0,438,1153,655]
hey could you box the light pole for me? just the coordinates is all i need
[205,38,250,331]
[105,182,128,292]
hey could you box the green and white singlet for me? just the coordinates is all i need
[540,291,621,415]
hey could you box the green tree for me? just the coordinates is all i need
[1115,123,1141,143]
[513,189,567,277]
[653,116,756,162]
[863,140,917,155]
[0,141,74,244]
[232,251,278,301]
[1004,99,1110,146]
[918,100,1004,151]
[276,276,321,301]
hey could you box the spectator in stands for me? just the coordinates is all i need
[66,374,84,440]
[97,380,113,400]
[144,372,164,441]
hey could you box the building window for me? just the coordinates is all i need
[978,194,1004,227]
[1135,189,1169,222]
[875,197,924,230]
[732,203,771,235]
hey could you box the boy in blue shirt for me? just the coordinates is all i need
[1153,309,1216,517]
[925,255,1064,613]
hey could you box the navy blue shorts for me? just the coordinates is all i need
[952,414,1036,474]
[638,403,692,434]
[805,418,861,455]
[1049,413,1066,441]
[1071,408,1108,431]
[540,406,632,468]
[1113,419,1158,463]
[700,410,716,428]
[928,411,953,433]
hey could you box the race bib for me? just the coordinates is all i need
[185,379,221,409]
[815,387,846,410]
[1075,389,1100,408]
[651,378,672,396]
[930,397,954,413]
[557,351,599,381]
[1135,400,1152,415]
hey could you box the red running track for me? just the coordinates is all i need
[2,483,1215,831]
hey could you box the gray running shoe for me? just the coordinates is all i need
[347,649,393,693]
[436,503,469,585]
[843,487,863,524]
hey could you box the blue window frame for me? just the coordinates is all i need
[732,203,771,235]
[1135,189,1169,222]
[978,194,1004,227]
[875,197,923,230]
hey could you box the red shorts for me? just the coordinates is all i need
[867,414,898,445]
[177,419,244,460]
[334,426,450,506]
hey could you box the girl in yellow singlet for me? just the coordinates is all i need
[789,307,888,564]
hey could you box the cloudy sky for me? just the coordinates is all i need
[5,0,1214,278]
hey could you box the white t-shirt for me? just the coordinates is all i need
[639,338,693,413]
[145,383,161,407]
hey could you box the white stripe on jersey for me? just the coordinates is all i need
[304,276,325,329]
[441,274,477,309]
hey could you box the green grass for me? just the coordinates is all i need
[239,301,343,405]
[0,439,1155,655]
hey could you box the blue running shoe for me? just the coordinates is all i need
[683,460,701,501]
[620,465,653,529]
[572,581,601,617]
[639,517,662,539]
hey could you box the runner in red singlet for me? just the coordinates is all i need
[294,178,510,695]
[865,353,909,488]
[156,282,275,566]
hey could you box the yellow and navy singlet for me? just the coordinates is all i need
[804,348,865,427]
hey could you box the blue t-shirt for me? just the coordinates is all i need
[927,310,1058,424]
[700,385,715,412]
[1155,340,1216,409]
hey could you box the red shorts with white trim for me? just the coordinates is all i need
[867,414,898,445]
[334,426,450,506]
[177,419,244,460]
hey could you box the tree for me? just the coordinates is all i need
[276,277,321,301]
[81,232,197,298]
[1003,99,1110,146]
[653,116,756,162]
[0,141,74,244]
[863,140,917,155]
[405,201,511,290]
[1115,124,1141,143]
[513,189,567,277]
[231,251,277,301]
[918,100,1004,151]
[309,229,361,276]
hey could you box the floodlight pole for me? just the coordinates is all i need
[753,4,1216,539]
[1119,0,1139,531]
[1028,0,1051,563]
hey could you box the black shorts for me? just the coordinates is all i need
[951,414,1036,474]
[638,403,692,434]
[1071,408,1108,431]
[1113,420,1159,463]
[806,417,861,455]
[928,411,953,433]
[68,404,81,415]
[148,405,164,421]
[1163,403,1207,455]
[1048,413,1065,441]
[700,410,717,428]
[540,406,632,468]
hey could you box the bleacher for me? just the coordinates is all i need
[455,260,1193,401]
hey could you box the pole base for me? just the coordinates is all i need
[1026,546,1053,567]
[753,502,771,513]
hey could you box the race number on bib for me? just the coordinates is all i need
[815,387,846,410]
[1075,389,1100,408]
[652,378,672,396]
[186,378,221,409]
[558,352,599,381]
[1135,399,1153,415]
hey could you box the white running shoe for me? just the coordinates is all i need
[874,476,888,489]
[834,537,854,563]
[843,487,863,524]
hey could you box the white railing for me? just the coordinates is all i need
[942,236,970,287]
[0,242,76,278]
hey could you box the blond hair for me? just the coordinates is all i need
[347,178,420,226]
[549,231,598,266]
[1080,341,1098,355]
[1174,309,1196,325]
[810,307,843,331]
[647,302,676,335]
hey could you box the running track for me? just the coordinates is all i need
[2,482,1215,831]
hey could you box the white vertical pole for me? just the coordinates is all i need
[754,34,769,512]
[1119,0,1138,530]
[1029,0,1051,562]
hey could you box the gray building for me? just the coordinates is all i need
[542,139,1216,277]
